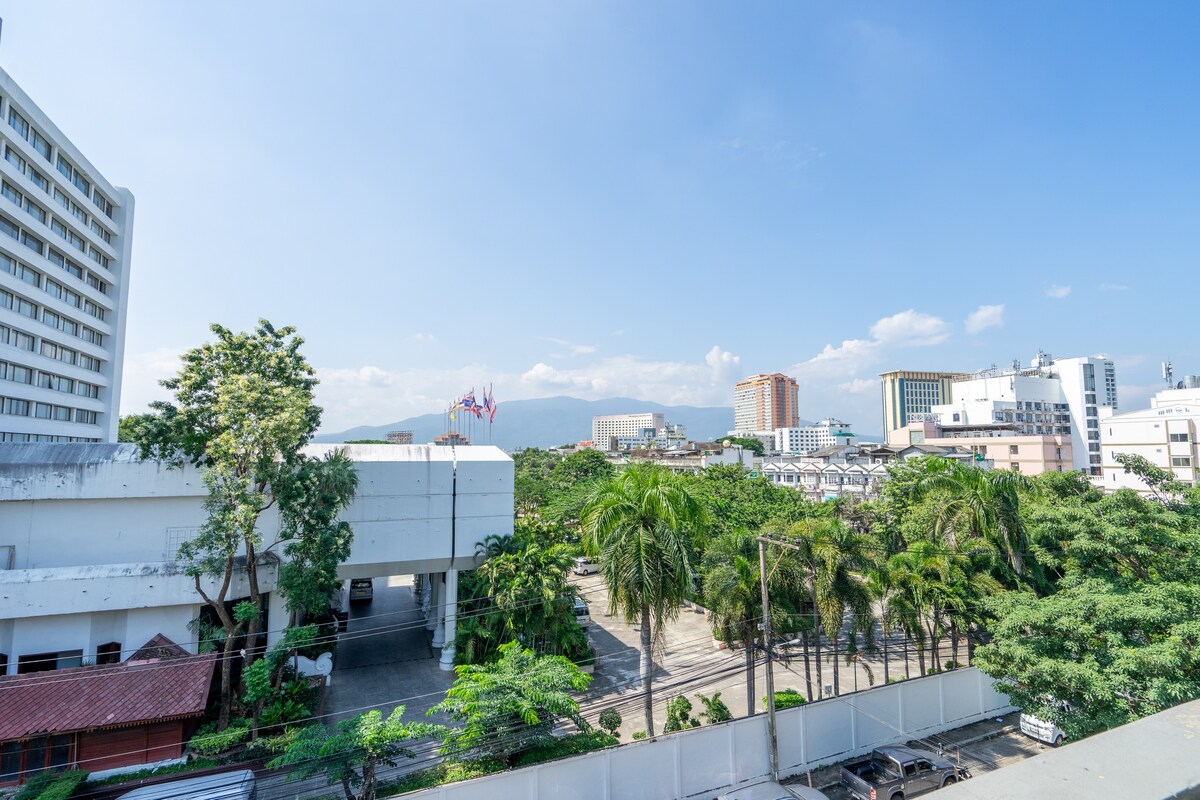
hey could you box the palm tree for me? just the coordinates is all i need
[703,530,806,715]
[918,461,1033,585]
[779,518,875,698]
[582,464,707,735]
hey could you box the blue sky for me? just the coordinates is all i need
[4,2,1197,433]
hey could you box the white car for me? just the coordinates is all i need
[717,779,830,800]
[572,556,600,575]
[1020,700,1069,746]
[573,596,592,628]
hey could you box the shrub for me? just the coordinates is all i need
[766,689,806,710]
[512,731,618,766]
[664,695,699,732]
[944,660,962,671]
[631,730,647,740]
[695,692,732,724]
[14,770,87,800]
[187,718,252,756]
[378,758,506,795]
[598,708,622,736]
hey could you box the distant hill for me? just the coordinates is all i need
[314,396,741,450]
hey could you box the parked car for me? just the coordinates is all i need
[840,746,970,800]
[349,578,374,603]
[115,769,256,800]
[717,779,830,800]
[573,596,591,628]
[572,557,600,575]
[1020,700,1070,746]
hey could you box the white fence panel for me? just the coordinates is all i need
[397,668,1015,800]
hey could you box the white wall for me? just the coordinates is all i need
[402,667,1014,800]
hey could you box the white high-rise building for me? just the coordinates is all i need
[774,418,857,454]
[925,352,1116,474]
[0,67,134,443]
[591,412,665,452]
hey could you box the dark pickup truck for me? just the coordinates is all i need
[840,745,970,800]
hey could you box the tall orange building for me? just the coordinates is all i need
[733,373,799,433]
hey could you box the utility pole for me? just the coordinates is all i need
[758,537,779,782]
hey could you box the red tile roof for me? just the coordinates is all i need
[0,652,216,741]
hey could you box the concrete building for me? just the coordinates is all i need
[0,443,513,676]
[614,422,687,451]
[1099,383,1200,493]
[387,430,413,444]
[762,443,988,502]
[591,412,665,452]
[891,419,1073,475]
[774,418,857,454]
[880,370,966,441]
[733,373,798,434]
[914,352,1116,474]
[0,67,134,444]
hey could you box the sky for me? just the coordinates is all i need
[3,2,1198,434]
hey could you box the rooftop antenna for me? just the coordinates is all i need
[1163,361,1174,388]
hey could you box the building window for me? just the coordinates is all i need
[96,641,121,665]
[1171,457,1191,468]
[1009,444,1019,455]
[1170,433,1189,443]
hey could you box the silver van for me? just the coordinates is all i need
[116,769,256,800]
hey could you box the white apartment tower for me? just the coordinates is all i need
[591,412,665,452]
[0,66,134,443]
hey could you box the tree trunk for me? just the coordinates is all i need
[916,641,926,677]
[341,775,356,800]
[967,631,976,665]
[950,620,960,669]
[903,634,911,680]
[882,638,890,684]
[244,538,263,663]
[745,637,756,716]
[361,758,376,800]
[218,632,237,731]
[929,616,940,674]
[801,631,814,701]
[831,632,840,697]
[640,604,655,735]
[810,588,823,697]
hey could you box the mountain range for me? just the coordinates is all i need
[315,396,744,450]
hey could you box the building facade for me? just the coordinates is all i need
[774,418,857,454]
[892,419,1073,475]
[591,412,666,452]
[0,67,134,444]
[916,352,1116,474]
[733,373,798,434]
[0,443,513,676]
[1100,385,1200,493]
[880,370,965,442]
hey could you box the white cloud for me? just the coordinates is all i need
[838,378,877,394]
[1099,282,1129,292]
[1046,284,1072,299]
[964,304,1005,335]
[540,336,598,357]
[118,347,184,415]
[868,309,950,346]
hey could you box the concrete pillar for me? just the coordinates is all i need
[425,573,440,631]
[439,568,458,671]
[431,573,446,647]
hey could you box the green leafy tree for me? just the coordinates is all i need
[582,465,707,735]
[977,487,1200,738]
[138,320,321,728]
[276,450,359,624]
[117,413,156,443]
[241,625,320,735]
[663,695,699,731]
[722,436,765,456]
[270,707,441,800]
[429,641,592,763]
[598,708,622,736]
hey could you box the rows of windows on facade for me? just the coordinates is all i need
[0,68,133,445]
